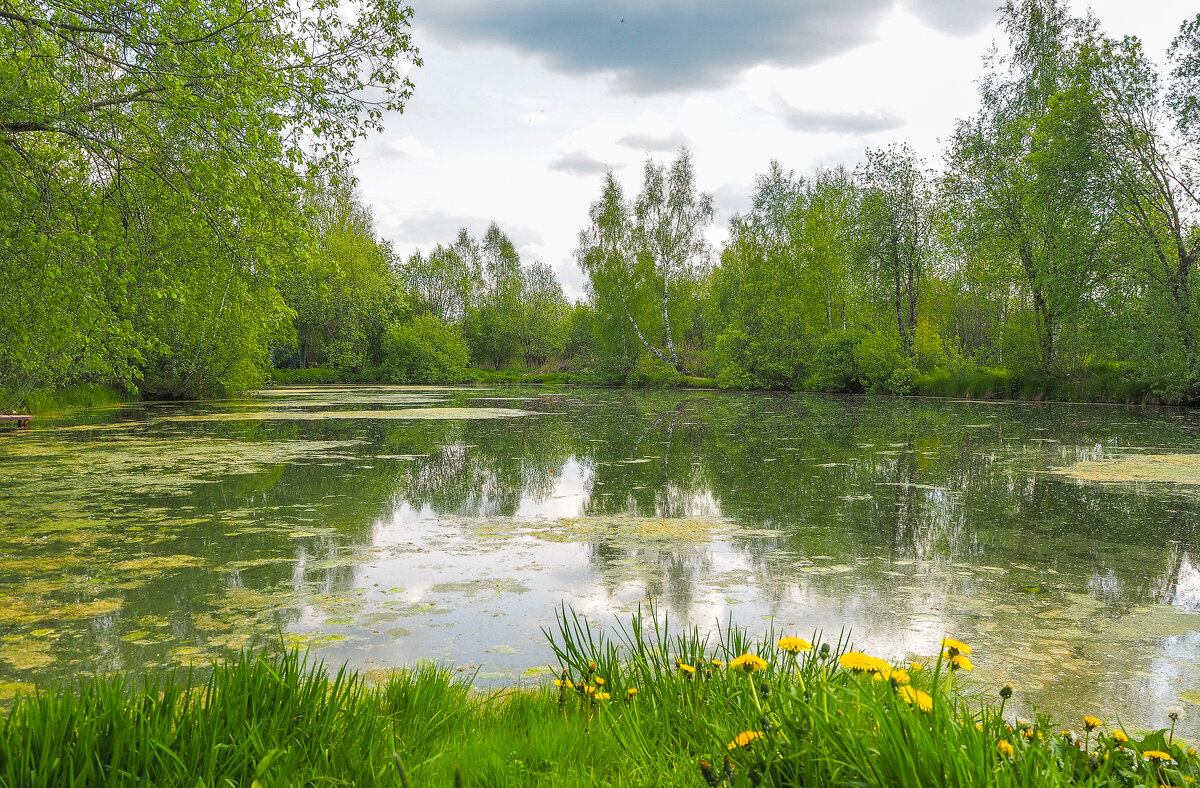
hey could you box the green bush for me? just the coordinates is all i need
[806,332,863,393]
[381,315,470,384]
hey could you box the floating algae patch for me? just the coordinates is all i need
[115,555,204,572]
[1052,454,1200,485]
[428,578,532,597]
[527,515,735,547]
[166,407,531,422]
[0,640,55,670]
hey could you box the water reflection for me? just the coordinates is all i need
[2,389,1200,736]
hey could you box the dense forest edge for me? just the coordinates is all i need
[4,0,1200,411]
[4,607,1195,787]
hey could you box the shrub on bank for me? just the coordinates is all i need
[381,315,470,384]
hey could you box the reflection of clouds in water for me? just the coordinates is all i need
[515,457,591,520]
[1166,551,1200,611]
[1088,568,1122,603]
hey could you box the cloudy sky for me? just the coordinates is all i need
[355,1,1194,298]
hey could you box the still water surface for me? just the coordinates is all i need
[3,386,1200,736]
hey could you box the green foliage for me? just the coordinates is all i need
[806,332,864,393]
[0,0,418,399]
[382,315,470,384]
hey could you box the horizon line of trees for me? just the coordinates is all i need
[4,0,1199,404]
[387,1,1200,402]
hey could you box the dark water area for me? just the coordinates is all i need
[3,386,1200,736]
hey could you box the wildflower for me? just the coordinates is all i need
[999,685,1013,700]
[890,669,911,685]
[553,678,574,688]
[947,653,973,672]
[1113,729,1128,743]
[711,659,724,667]
[595,676,605,686]
[839,651,888,673]
[910,662,924,672]
[1189,747,1197,757]
[729,653,768,673]
[587,661,597,673]
[727,730,764,749]
[626,687,638,699]
[997,740,1014,757]
[777,636,812,654]
[975,722,983,732]
[898,685,933,712]
[1083,715,1101,731]
[594,691,610,701]
[1143,750,1173,762]
[940,638,972,656]
[678,662,697,676]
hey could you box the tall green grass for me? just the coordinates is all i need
[1,608,1193,786]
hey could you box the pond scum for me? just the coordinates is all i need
[0,606,1196,787]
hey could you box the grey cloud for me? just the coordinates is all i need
[618,130,689,152]
[419,0,896,94]
[549,151,611,176]
[903,0,998,35]
[780,102,905,134]
[384,212,543,248]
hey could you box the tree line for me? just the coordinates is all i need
[3,0,1199,403]
[395,0,1200,402]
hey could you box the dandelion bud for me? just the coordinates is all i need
[698,760,719,788]
[999,685,1013,700]
[759,682,772,700]
[820,643,831,658]
[1168,706,1183,721]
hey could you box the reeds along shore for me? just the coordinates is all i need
[0,606,1194,787]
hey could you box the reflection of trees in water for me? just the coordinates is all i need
[585,537,714,612]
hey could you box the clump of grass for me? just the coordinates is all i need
[2,608,1196,786]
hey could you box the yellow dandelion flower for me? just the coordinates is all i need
[626,687,638,698]
[898,685,933,712]
[588,661,597,672]
[1083,715,1101,731]
[997,740,1014,757]
[594,691,610,701]
[678,662,696,675]
[839,651,888,673]
[553,679,574,688]
[975,722,984,732]
[1189,747,1197,757]
[940,638,972,656]
[1113,729,1128,743]
[948,653,973,672]
[777,636,812,654]
[595,676,605,686]
[727,731,763,750]
[890,669,911,685]
[711,659,724,667]
[1143,750,1173,762]
[728,653,768,673]
[910,662,924,671]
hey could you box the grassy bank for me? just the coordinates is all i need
[268,366,719,389]
[0,383,135,416]
[1,608,1193,787]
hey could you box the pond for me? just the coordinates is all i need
[2,386,1200,737]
